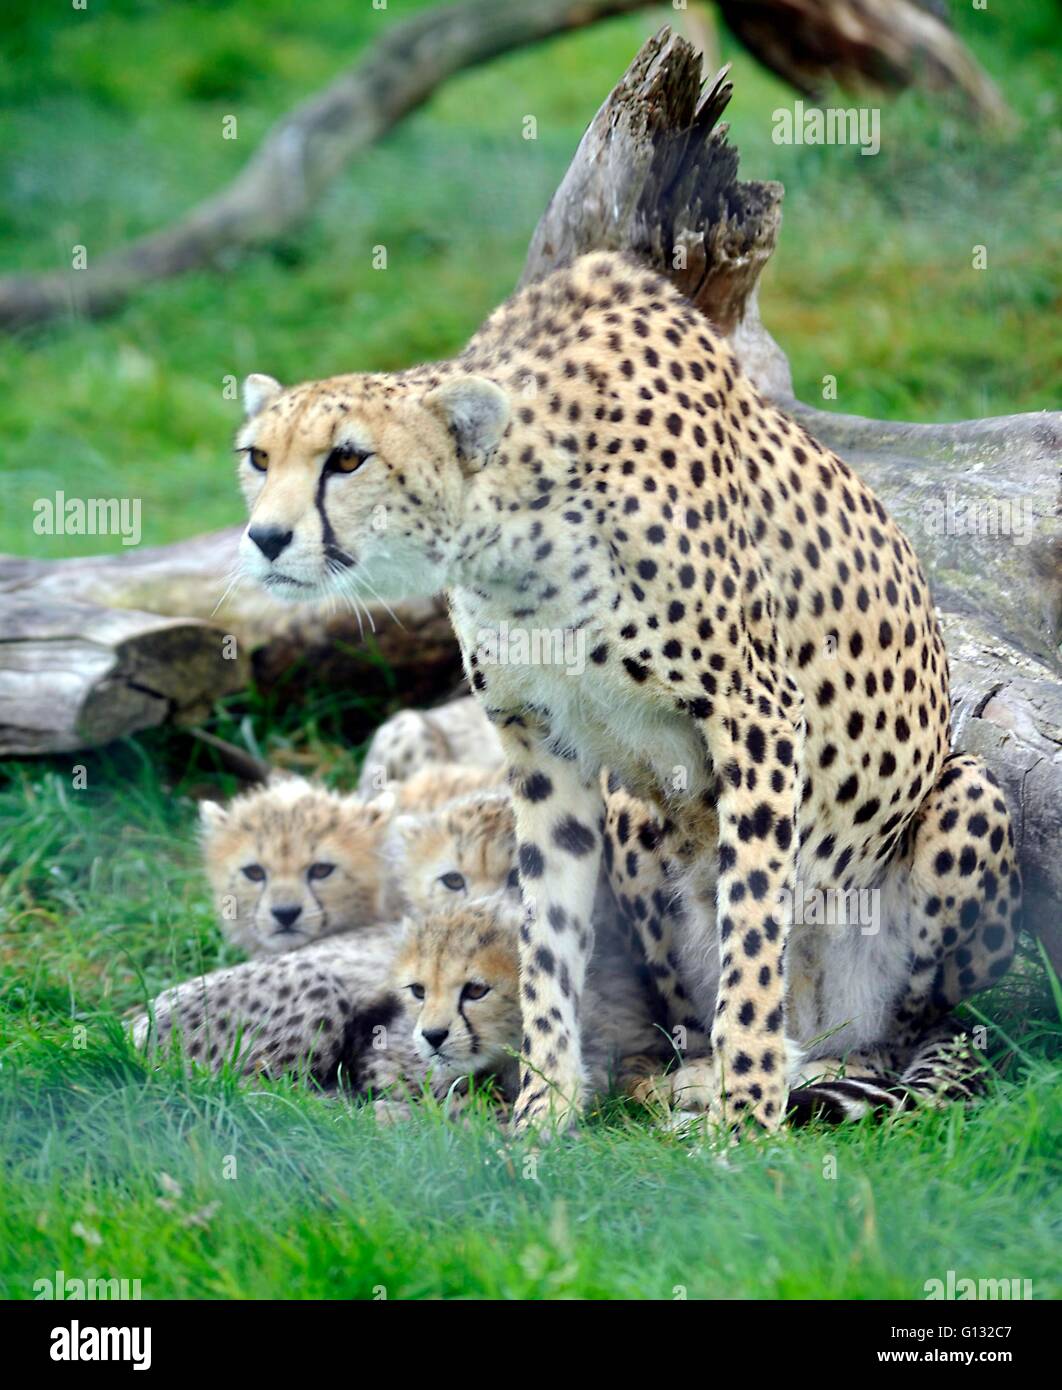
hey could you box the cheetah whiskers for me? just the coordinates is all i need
[211,566,246,619]
[347,561,405,632]
[325,560,372,640]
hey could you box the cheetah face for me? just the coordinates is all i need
[234,372,509,604]
[200,777,391,955]
[385,791,521,917]
[393,902,521,1077]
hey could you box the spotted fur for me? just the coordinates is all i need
[233,253,1021,1132]
[358,696,505,794]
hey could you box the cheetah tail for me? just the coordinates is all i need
[785,1019,988,1127]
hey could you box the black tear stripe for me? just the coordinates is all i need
[307,884,329,941]
[315,468,355,569]
[459,1002,480,1058]
[312,992,401,1092]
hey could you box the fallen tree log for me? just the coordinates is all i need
[0,597,246,756]
[717,0,1010,122]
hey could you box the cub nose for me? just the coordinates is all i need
[271,905,302,930]
[421,1027,449,1051]
[249,525,293,562]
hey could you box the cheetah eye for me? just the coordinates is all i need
[408,984,425,1001]
[237,447,268,473]
[439,871,466,892]
[462,982,490,1002]
[242,863,266,882]
[324,443,371,474]
[308,862,335,880]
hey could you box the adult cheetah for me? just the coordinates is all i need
[232,253,1019,1132]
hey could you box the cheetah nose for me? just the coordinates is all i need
[272,905,302,930]
[249,525,293,562]
[422,1027,450,1051]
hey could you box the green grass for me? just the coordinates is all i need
[3,1043,1058,1300]
[1,0,1060,1300]
[1,714,1060,1301]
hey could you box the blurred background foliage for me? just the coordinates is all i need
[0,0,1058,559]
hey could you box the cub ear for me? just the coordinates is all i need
[363,789,397,822]
[242,373,283,419]
[423,375,509,468]
[265,769,301,787]
[397,914,419,945]
[198,801,228,837]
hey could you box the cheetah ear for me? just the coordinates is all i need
[242,373,283,418]
[424,375,509,469]
[266,769,301,787]
[198,801,228,836]
[388,812,419,843]
[496,901,526,937]
[364,789,397,821]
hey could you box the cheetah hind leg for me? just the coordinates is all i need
[880,752,1020,1044]
[601,777,711,1061]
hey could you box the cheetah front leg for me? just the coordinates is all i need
[496,720,603,1133]
[693,700,802,1132]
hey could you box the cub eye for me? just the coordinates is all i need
[242,864,266,882]
[438,871,466,892]
[240,447,268,473]
[408,984,425,1001]
[324,444,371,474]
[308,862,335,880]
[462,983,490,1002]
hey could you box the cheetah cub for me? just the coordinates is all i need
[201,775,392,956]
[133,900,659,1109]
[381,788,520,919]
[201,769,505,956]
[358,696,505,794]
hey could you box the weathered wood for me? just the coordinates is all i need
[717,0,1010,123]
[0,597,246,755]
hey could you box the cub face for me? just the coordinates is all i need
[385,790,520,916]
[200,776,392,956]
[393,901,521,1077]
[234,371,509,603]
